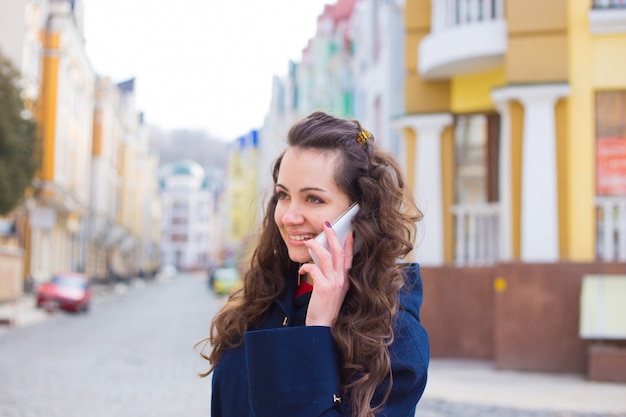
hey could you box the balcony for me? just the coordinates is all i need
[596,196,626,262]
[419,0,507,79]
[589,0,626,34]
[451,202,500,266]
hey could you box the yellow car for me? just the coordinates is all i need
[210,267,242,296]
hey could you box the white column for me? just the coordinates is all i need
[492,84,570,262]
[491,90,512,261]
[393,113,452,266]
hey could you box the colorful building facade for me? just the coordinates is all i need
[351,0,406,153]
[159,160,216,271]
[88,76,124,280]
[29,0,95,284]
[0,0,162,287]
[397,0,626,267]
[395,0,626,379]
[224,130,261,264]
[257,0,626,379]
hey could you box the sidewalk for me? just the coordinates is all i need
[422,359,626,414]
[0,292,47,329]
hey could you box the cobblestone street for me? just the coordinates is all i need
[0,274,218,417]
[1,274,624,417]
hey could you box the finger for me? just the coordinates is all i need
[322,221,345,271]
[299,261,335,292]
[300,256,349,296]
[303,237,333,273]
[298,262,320,282]
[343,231,355,271]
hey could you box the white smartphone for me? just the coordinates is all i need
[308,202,361,267]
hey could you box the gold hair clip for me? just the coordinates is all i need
[356,130,371,146]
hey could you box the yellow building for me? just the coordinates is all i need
[28,0,94,284]
[396,0,626,378]
[114,79,161,278]
[224,130,260,265]
[89,77,146,280]
[88,76,124,280]
[397,0,626,266]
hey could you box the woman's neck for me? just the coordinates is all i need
[300,272,313,286]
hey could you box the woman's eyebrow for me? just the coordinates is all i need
[276,184,327,193]
[300,186,327,193]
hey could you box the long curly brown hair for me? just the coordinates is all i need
[199,111,422,417]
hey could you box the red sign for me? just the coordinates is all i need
[597,138,626,195]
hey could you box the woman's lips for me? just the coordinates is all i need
[288,233,316,243]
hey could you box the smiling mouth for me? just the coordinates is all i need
[289,234,315,242]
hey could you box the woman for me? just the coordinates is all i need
[199,111,429,417]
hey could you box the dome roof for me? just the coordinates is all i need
[161,159,205,180]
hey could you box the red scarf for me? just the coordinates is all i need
[294,281,313,298]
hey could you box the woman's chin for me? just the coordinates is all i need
[288,248,313,264]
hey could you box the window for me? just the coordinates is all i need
[171,233,188,242]
[596,91,626,196]
[454,113,500,204]
[172,201,188,209]
[593,0,626,8]
[452,113,501,265]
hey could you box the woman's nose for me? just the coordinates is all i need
[282,205,304,225]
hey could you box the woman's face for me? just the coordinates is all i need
[274,147,352,264]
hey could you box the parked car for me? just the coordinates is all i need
[209,267,242,296]
[35,273,91,313]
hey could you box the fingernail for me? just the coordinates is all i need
[325,221,332,228]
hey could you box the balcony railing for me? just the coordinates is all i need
[589,0,626,33]
[596,196,626,262]
[593,0,626,8]
[434,0,505,31]
[420,0,507,78]
[451,202,500,266]
[451,197,626,264]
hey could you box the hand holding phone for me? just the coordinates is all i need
[308,203,360,266]
[301,202,360,327]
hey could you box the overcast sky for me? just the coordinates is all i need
[83,0,330,141]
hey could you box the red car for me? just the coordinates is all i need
[35,273,92,312]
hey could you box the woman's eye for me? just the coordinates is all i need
[275,191,288,200]
[306,195,324,204]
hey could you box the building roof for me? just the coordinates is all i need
[170,159,205,178]
[159,159,205,180]
[117,78,135,94]
[321,0,356,27]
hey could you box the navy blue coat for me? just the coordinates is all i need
[211,263,430,416]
